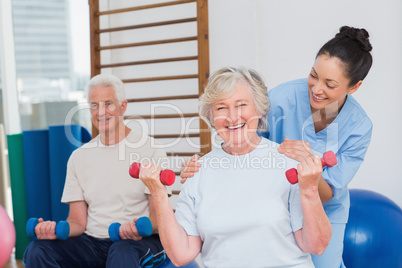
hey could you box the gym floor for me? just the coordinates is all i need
[4,255,24,268]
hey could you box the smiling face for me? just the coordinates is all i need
[211,82,262,155]
[89,85,127,135]
[307,54,361,115]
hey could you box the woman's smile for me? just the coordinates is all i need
[311,92,327,101]
[227,123,246,130]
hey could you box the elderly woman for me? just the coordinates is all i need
[140,67,332,267]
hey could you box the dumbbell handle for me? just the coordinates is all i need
[129,162,175,186]
[108,216,153,242]
[285,151,338,184]
[26,218,70,240]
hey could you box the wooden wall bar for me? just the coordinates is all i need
[88,0,211,187]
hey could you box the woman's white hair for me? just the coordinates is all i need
[199,67,270,132]
[85,74,126,104]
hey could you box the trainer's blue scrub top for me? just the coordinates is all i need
[260,78,373,223]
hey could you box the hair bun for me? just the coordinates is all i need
[337,26,372,52]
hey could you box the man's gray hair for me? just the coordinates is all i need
[86,74,126,104]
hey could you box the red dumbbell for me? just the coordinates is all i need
[129,162,175,186]
[285,151,337,184]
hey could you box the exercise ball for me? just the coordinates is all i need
[343,189,402,267]
[0,205,16,267]
[159,256,200,268]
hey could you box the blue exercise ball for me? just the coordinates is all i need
[343,189,402,268]
[158,256,199,268]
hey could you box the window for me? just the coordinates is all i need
[10,0,91,132]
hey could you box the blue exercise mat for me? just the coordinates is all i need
[22,129,51,223]
[48,125,91,222]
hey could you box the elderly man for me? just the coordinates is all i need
[24,74,170,267]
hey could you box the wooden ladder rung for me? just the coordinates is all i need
[122,74,198,83]
[99,56,197,69]
[152,133,199,139]
[172,190,180,195]
[98,36,197,51]
[98,18,197,33]
[166,152,200,157]
[124,113,199,120]
[97,0,196,16]
[127,94,199,103]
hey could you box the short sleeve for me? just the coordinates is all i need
[288,184,304,232]
[174,176,200,236]
[61,153,84,203]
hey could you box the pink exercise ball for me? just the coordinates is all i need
[0,205,15,267]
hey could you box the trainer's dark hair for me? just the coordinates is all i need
[316,26,373,87]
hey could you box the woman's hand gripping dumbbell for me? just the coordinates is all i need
[26,218,70,240]
[285,151,338,184]
[108,217,153,242]
[129,162,175,186]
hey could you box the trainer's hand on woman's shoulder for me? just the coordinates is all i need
[180,154,201,183]
[278,138,313,162]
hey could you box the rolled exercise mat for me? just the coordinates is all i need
[81,126,91,143]
[22,129,51,224]
[7,133,30,259]
[48,125,91,222]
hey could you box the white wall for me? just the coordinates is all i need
[209,0,402,207]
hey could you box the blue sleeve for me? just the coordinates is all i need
[323,124,373,200]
